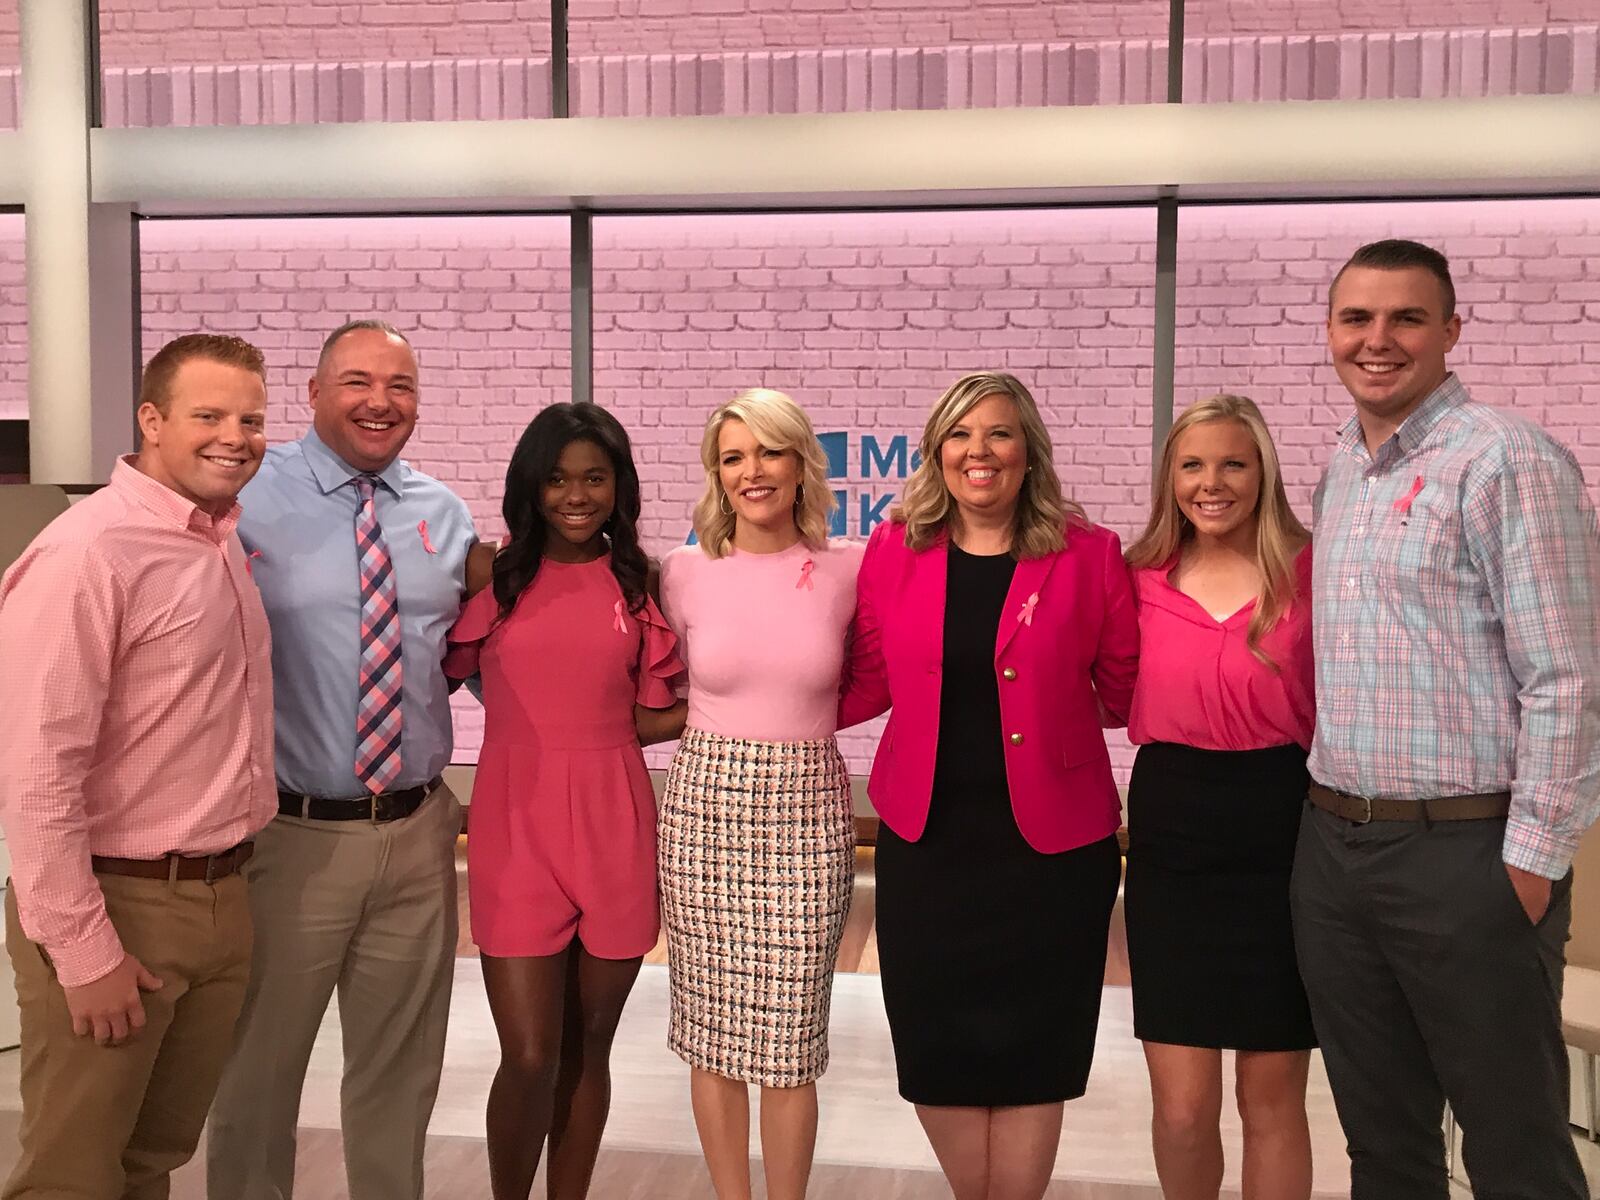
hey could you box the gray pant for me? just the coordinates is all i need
[1291,801,1583,1199]
[206,783,461,1200]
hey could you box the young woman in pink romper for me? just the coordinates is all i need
[444,403,685,1200]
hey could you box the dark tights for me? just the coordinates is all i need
[481,944,643,1200]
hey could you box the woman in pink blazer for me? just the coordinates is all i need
[840,371,1139,1200]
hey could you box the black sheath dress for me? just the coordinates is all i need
[874,543,1122,1106]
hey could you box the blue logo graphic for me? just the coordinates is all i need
[686,431,921,543]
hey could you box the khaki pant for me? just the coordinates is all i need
[3,872,252,1200]
[206,784,460,1200]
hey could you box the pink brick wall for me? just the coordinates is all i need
[1185,0,1590,36]
[593,209,1157,547]
[11,198,1596,771]
[67,1,1583,64]
[7,2,1594,125]
[0,214,23,422]
[138,209,1154,771]
[592,208,1155,771]
[139,216,572,536]
[1173,197,1600,523]
[69,24,1597,126]
[140,216,572,767]
[0,0,12,127]
[95,1,554,67]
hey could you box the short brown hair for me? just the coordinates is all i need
[140,334,267,415]
[1331,238,1456,317]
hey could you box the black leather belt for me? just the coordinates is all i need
[278,776,443,824]
[1309,782,1511,826]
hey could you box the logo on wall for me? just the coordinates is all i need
[817,431,923,537]
[688,431,922,543]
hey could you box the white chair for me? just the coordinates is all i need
[1562,826,1600,1143]
[1563,969,1600,1143]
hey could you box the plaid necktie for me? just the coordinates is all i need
[353,474,403,794]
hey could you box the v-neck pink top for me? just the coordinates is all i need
[1127,544,1315,752]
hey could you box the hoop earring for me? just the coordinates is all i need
[718,491,733,516]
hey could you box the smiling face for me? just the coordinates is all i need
[939,392,1028,528]
[136,357,268,515]
[541,438,616,561]
[717,417,801,538]
[1171,418,1262,549]
[309,327,419,473]
[1328,265,1461,436]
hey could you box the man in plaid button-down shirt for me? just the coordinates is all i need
[1292,239,1600,1199]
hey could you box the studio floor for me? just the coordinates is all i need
[0,848,1594,1197]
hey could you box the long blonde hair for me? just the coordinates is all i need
[1126,394,1309,666]
[691,388,835,558]
[893,371,1085,559]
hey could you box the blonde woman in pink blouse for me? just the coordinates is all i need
[657,388,864,1200]
[1123,394,1316,1200]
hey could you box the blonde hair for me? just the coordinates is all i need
[691,388,836,559]
[893,371,1084,559]
[1126,394,1310,667]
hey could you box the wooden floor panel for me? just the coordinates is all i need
[0,1120,1166,1200]
[0,964,1585,1198]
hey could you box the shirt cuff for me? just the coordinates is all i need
[1500,814,1577,881]
[45,923,127,990]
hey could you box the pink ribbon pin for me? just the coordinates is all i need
[1394,475,1425,517]
[418,520,437,554]
[796,559,816,591]
[613,599,628,633]
[1018,592,1040,626]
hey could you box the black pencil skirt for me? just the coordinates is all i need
[875,790,1121,1107]
[1124,741,1316,1052]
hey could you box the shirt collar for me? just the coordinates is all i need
[112,456,242,542]
[1335,373,1468,468]
[299,426,408,497]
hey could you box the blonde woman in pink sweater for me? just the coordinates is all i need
[657,388,864,1200]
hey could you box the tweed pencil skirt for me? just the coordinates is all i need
[658,726,855,1088]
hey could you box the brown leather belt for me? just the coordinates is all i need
[91,841,254,883]
[277,775,443,824]
[1309,783,1510,825]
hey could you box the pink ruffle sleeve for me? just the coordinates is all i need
[635,596,685,709]
[443,586,501,680]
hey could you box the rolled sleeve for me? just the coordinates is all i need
[1465,449,1600,879]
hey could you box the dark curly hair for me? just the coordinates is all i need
[492,402,651,618]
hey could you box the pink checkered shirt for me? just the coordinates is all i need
[1308,376,1600,880]
[0,459,276,986]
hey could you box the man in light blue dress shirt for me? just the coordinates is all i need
[207,320,478,1200]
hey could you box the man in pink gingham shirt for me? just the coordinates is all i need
[0,334,277,1200]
